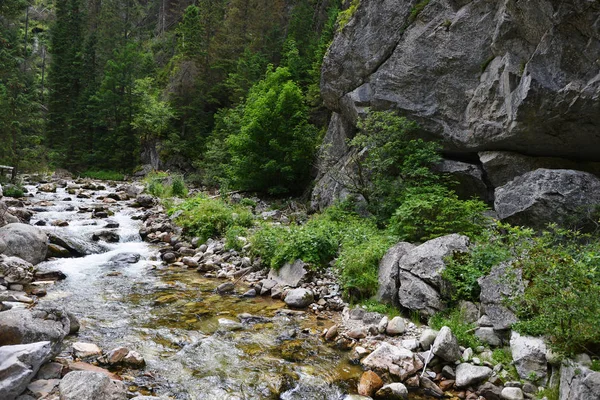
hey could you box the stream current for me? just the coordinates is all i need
[29,184,367,399]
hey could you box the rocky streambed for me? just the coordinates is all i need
[3,177,598,400]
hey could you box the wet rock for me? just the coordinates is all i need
[0,255,33,284]
[108,252,141,265]
[73,342,102,358]
[104,220,120,229]
[216,282,235,294]
[509,331,547,380]
[375,383,408,399]
[123,351,145,367]
[376,242,415,306]
[34,270,67,282]
[455,363,492,388]
[267,259,308,288]
[9,208,33,224]
[47,243,71,258]
[38,183,56,193]
[358,370,383,397]
[59,371,127,400]
[325,325,338,341]
[431,327,461,362]
[182,257,198,268]
[67,362,121,381]
[347,328,367,340]
[284,288,314,308]
[104,347,129,364]
[386,316,406,336]
[0,341,53,400]
[92,230,120,243]
[0,223,47,265]
[242,288,257,297]
[0,308,72,353]
[162,252,177,263]
[218,318,243,331]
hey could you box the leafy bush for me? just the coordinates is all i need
[350,111,441,221]
[2,184,24,198]
[225,226,249,251]
[226,66,319,195]
[144,171,188,198]
[508,226,600,355]
[79,170,125,181]
[171,195,254,242]
[249,201,397,299]
[429,308,481,349]
[388,185,488,242]
[442,223,530,303]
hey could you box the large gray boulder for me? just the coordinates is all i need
[478,262,523,330]
[0,308,73,354]
[397,270,444,317]
[455,363,492,388]
[0,223,47,265]
[268,259,308,288]
[560,361,600,400]
[0,255,34,284]
[509,331,547,381]
[431,326,461,362]
[314,0,600,209]
[396,234,469,316]
[59,371,127,400]
[284,289,314,308]
[495,169,600,229]
[361,342,422,381]
[0,341,53,400]
[376,242,415,306]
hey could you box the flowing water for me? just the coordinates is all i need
[28,184,368,399]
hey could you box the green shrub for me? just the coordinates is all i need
[144,171,188,198]
[250,223,289,267]
[429,308,481,349]
[509,226,600,355]
[3,184,24,198]
[240,198,257,208]
[491,348,513,366]
[388,185,488,242]
[171,195,254,242]
[225,225,249,251]
[79,170,125,181]
[443,223,530,303]
[350,111,441,221]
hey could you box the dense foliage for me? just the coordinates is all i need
[24,0,340,183]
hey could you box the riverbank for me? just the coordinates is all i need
[1,174,598,400]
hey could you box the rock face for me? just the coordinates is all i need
[0,223,47,265]
[313,0,600,226]
[560,361,600,400]
[59,371,127,400]
[495,169,600,229]
[0,341,53,400]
